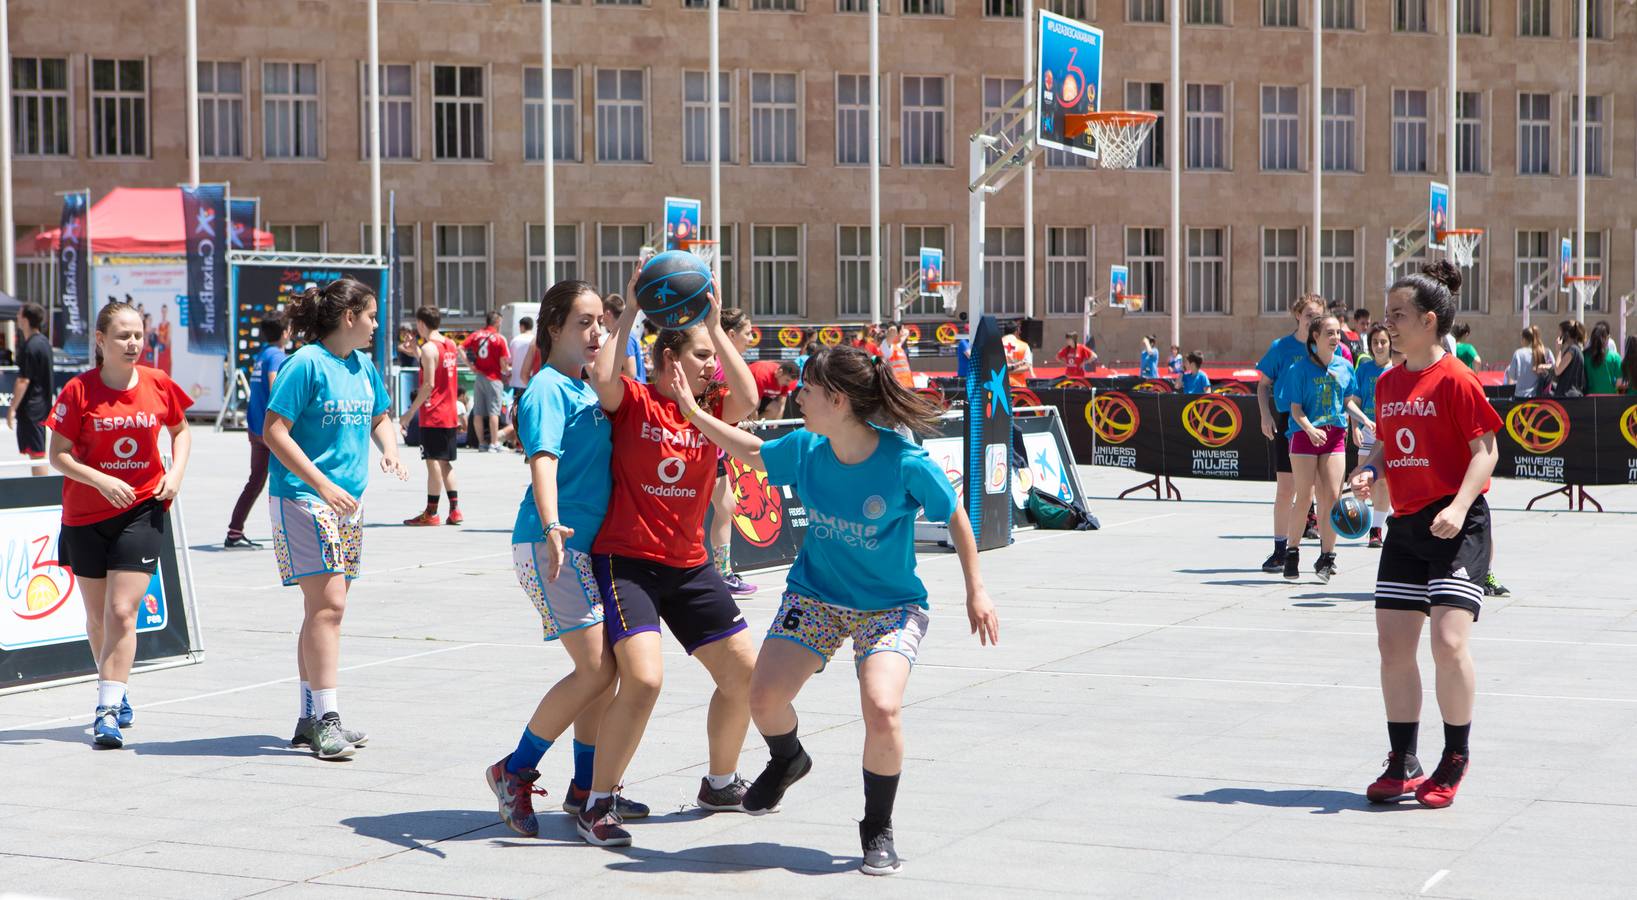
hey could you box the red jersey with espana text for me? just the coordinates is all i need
[45,366,193,525]
[1374,353,1503,516]
[592,377,721,568]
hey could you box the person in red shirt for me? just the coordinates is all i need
[1056,332,1096,378]
[402,306,464,525]
[461,312,512,452]
[881,324,915,389]
[1348,260,1501,811]
[572,281,759,847]
[748,359,800,417]
[45,300,193,749]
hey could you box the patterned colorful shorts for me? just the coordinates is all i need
[767,591,930,671]
[270,496,363,587]
[513,542,604,641]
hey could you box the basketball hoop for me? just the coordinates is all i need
[1063,111,1157,170]
[1437,228,1484,268]
[680,239,717,269]
[1566,274,1601,311]
[1121,294,1145,313]
[931,281,962,315]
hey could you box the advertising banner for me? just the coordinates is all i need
[181,184,230,356]
[1036,10,1102,160]
[54,190,91,353]
[663,197,702,252]
[966,315,1013,549]
[230,262,388,372]
[743,320,966,362]
[228,197,259,253]
[93,258,226,415]
[919,247,944,296]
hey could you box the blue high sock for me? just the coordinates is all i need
[572,739,596,791]
[506,728,552,774]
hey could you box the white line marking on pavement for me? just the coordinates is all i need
[197,551,513,592]
[1421,869,1450,893]
[1002,617,1637,650]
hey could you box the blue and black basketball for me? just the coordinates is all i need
[634,250,714,330]
[1330,495,1371,541]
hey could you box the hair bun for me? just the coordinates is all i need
[1421,259,1463,295]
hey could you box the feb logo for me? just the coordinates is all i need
[934,323,960,346]
[1181,396,1242,449]
[777,326,805,348]
[144,594,159,615]
[747,326,763,347]
[1010,387,1043,412]
[1054,377,1092,389]
[1131,378,1174,394]
[903,324,922,344]
[1505,400,1569,455]
[727,458,783,548]
[1620,404,1637,451]
[1210,381,1252,396]
[1087,392,1140,444]
[984,443,1008,494]
[817,326,843,347]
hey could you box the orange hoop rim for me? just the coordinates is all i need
[1064,110,1157,141]
[930,280,963,290]
[1436,228,1485,238]
[679,239,718,247]
[1564,274,1602,283]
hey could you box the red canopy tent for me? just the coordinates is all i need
[19,187,274,256]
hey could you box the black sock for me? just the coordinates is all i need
[764,727,802,762]
[446,490,459,510]
[425,494,439,513]
[1274,538,1288,555]
[1443,721,1470,756]
[862,769,899,829]
[1386,721,1418,774]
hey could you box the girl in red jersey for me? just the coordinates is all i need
[573,283,759,847]
[45,301,193,749]
[1348,261,1502,809]
[401,305,464,526]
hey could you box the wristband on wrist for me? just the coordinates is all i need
[1359,464,1378,481]
[542,521,561,538]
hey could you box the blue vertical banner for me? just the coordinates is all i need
[53,190,90,352]
[181,183,229,356]
[965,314,1013,551]
[227,197,259,251]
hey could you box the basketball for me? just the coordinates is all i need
[634,250,714,331]
[1330,495,1371,541]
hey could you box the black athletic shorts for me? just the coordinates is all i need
[15,410,47,457]
[420,426,459,461]
[1271,411,1293,474]
[59,498,167,579]
[594,554,747,653]
[1374,495,1490,622]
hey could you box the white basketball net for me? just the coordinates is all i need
[1442,231,1482,268]
[1570,279,1601,311]
[936,283,963,314]
[1085,118,1157,170]
[683,241,716,269]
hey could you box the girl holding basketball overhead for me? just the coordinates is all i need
[46,301,193,749]
[676,344,998,876]
[573,273,760,847]
[1278,312,1366,584]
[1349,260,1501,809]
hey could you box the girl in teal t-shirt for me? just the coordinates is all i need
[675,345,999,876]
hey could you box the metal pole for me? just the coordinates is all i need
[0,0,14,297]
[968,138,985,330]
[708,0,722,291]
[1168,0,1180,344]
[367,0,382,260]
[1446,0,1456,229]
[1310,0,1322,295]
[1574,0,1587,323]
[1023,0,1035,322]
[868,0,880,324]
[185,0,200,187]
[543,0,555,277]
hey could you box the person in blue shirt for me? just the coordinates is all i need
[1255,294,1324,574]
[225,318,287,549]
[1277,312,1366,585]
[1139,335,1160,378]
[1180,351,1211,394]
[263,278,407,761]
[1168,343,1185,376]
[674,345,999,877]
[1352,324,1393,547]
[483,279,652,838]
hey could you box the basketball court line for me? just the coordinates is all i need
[995,617,1637,651]
[193,550,513,593]
[1421,868,1451,893]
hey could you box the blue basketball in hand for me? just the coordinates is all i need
[634,250,714,330]
[1330,495,1371,541]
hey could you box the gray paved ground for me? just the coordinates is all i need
[3,427,1636,899]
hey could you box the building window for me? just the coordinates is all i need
[199,61,245,159]
[17,251,54,306]
[1392,89,1429,173]
[837,0,871,10]
[901,225,949,317]
[836,74,882,166]
[1187,228,1227,314]
[1515,230,1552,313]
[1454,235,1486,312]
[1320,229,1356,308]
[752,225,802,318]
[1321,87,1357,172]
[1457,0,1486,32]
[1264,0,1299,26]
[1043,0,1090,15]
[360,63,415,160]
[435,224,489,315]
[1570,96,1606,177]
[91,58,148,158]
[1261,227,1301,313]
[526,66,579,162]
[983,227,1026,316]
[1185,83,1227,170]
[1045,227,1090,317]
[752,0,800,8]
[751,72,800,165]
[683,70,734,164]
[597,0,645,5]
[528,224,580,301]
[596,69,648,163]
[1572,0,1608,37]
[1322,0,1357,28]
[699,223,738,304]
[1129,0,1166,22]
[683,0,733,6]
[1260,85,1300,172]
[263,61,320,159]
[1188,0,1224,24]
[982,76,1026,166]
[598,225,647,302]
[12,58,70,157]
[1125,227,1167,314]
[985,0,1024,15]
[269,224,324,253]
[901,75,948,166]
[1455,91,1485,173]
[432,65,486,160]
[1517,92,1551,175]
[1395,0,1427,31]
[902,0,946,12]
[1126,82,1166,169]
[838,225,878,318]
[392,224,419,307]
[1519,0,1551,36]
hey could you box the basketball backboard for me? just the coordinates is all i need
[1560,236,1573,293]
[1036,10,1102,161]
[663,197,701,252]
[919,247,944,298]
[1109,264,1129,308]
[1428,182,1450,250]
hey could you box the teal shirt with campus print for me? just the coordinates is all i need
[511,366,612,552]
[759,427,957,611]
[1257,335,1308,412]
[1278,355,1359,438]
[267,343,390,502]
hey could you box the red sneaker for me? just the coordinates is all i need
[484,756,545,837]
[446,509,464,525]
[1365,751,1427,802]
[403,511,441,526]
[1415,751,1469,808]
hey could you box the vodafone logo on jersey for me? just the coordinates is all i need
[1395,428,1415,455]
[657,457,686,484]
[101,435,150,472]
[113,437,139,459]
[645,456,696,498]
[1387,426,1429,469]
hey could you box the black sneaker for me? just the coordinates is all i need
[1260,549,1286,574]
[1303,508,1320,541]
[742,749,813,816]
[859,820,901,876]
[223,534,263,550]
[697,775,752,812]
[292,716,368,748]
[1483,574,1510,597]
[576,796,632,846]
[1314,552,1337,584]
[1282,547,1300,581]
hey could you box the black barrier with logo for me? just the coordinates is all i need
[1,476,199,691]
[743,321,967,362]
[1493,396,1637,486]
[966,316,1012,550]
[707,421,811,573]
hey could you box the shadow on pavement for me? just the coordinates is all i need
[341,809,504,858]
[131,733,291,758]
[1290,592,1375,603]
[1176,787,1416,816]
[603,841,857,876]
[0,723,90,746]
